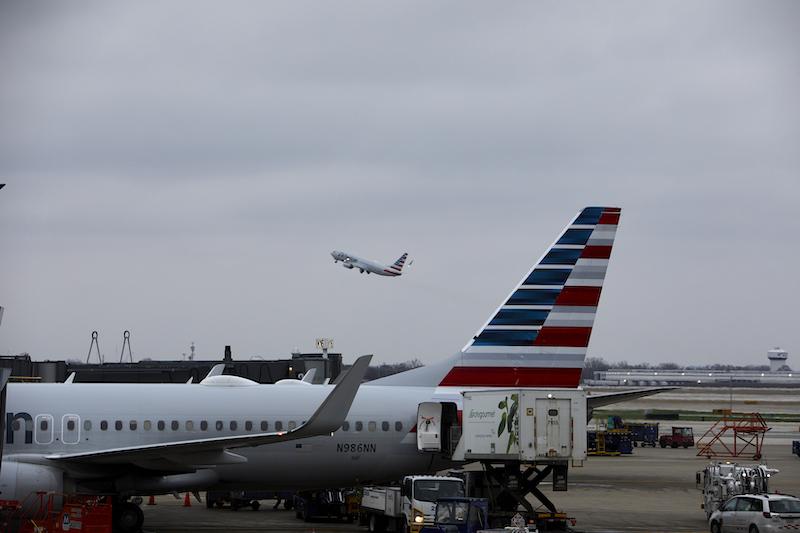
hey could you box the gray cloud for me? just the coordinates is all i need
[1,1,798,367]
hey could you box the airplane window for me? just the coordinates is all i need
[115,421,123,431]
[275,421,283,431]
[245,421,253,431]
[382,421,389,432]
[129,421,137,431]
[157,421,165,431]
[200,421,208,431]
[100,421,108,431]
[12,420,20,431]
[395,421,403,432]
[67,420,76,431]
[215,421,223,431]
[368,421,376,432]
[171,421,179,431]
[342,421,350,431]
[186,421,194,431]
[355,421,363,432]
[288,421,297,430]
[40,419,49,431]
[260,421,268,431]
[143,420,152,431]
[230,421,238,431]
[84,420,92,431]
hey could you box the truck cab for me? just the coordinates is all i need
[659,426,695,448]
[361,475,465,532]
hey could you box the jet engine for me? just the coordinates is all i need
[0,460,65,512]
[342,263,354,269]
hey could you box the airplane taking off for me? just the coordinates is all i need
[1,207,666,533]
[331,250,408,276]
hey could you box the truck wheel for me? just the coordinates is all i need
[251,501,260,511]
[660,443,666,448]
[749,526,760,533]
[671,443,678,448]
[710,520,721,533]
[683,444,690,448]
[368,514,385,532]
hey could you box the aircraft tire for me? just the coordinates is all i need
[113,501,144,533]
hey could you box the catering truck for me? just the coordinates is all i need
[359,475,465,533]
[460,388,587,464]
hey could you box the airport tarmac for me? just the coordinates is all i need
[142,387,800,533]
[142,443,800,533]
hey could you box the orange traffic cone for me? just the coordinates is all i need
[183,493,192,507]
[147,495,156,506]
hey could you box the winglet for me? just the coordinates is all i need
[199,364,226,384]
[301,368,317,383]
[292,354,371,438]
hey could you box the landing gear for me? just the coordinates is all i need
[113,500,144,533]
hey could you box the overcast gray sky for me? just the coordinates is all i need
[1,1,798,367]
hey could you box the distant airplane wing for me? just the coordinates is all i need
[45,355,371,467]
[586,387,675,420]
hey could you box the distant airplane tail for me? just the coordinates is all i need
[371,207,620,388]
[385,253,408,276]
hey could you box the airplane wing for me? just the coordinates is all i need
[45,355,371,467]
[586,387,675,420]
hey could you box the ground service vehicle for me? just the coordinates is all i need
[206,490,293,510]
[659,426,694,448]
[697,462,778,519]
[627,422,659,447]
[708,494,800,533]
[360,476,465,532]
[294,489,354,522]
[419,497,537,533]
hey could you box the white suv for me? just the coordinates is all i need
[709,494,800,533]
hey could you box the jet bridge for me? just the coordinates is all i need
[416,388,587,529]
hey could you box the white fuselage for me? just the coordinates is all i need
[3,382,451,491]
[331,251,400,276]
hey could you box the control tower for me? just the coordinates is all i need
[767,347,789,372]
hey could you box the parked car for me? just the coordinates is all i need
[708,494,800,533]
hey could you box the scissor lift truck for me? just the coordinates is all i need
[417,388,585,531]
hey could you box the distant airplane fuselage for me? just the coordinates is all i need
[331,250,407,276]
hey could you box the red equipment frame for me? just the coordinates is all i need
[696,412,771,460]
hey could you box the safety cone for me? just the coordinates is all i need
[183,493,192,507]
[147,495,156,506]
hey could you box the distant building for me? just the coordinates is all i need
[589,348,798,387]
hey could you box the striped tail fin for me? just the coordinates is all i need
[386,253,408,275]
[438,206,621,388]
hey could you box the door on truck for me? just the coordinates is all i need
[536,398,572,459]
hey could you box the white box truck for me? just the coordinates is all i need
[360,475,465,533]
[461,388,587,464]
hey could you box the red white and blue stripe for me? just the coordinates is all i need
[438,207,620,388]
[383,253,408,276]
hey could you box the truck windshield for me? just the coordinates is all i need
[414,480,464,503]
[434,501,469,524]
[770,499,800,513]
